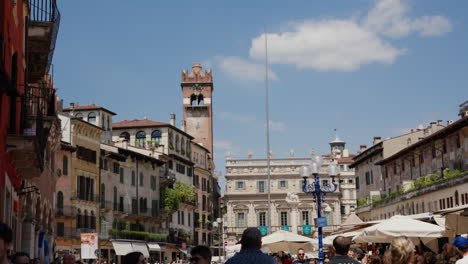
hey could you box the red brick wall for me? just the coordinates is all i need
[0,0,27,220]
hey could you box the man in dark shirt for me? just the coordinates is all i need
[292,249,308,264]
[328,236,360,264]
[225,227,275,264]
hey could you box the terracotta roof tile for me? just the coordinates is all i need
[112,119,169,128]
[338,158,354,163]
[63,104,116,115]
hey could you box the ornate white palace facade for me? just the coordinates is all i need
[223,138,358,245]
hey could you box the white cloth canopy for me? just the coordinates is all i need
[132,242,150,257]
[261,230,318,254]
[324,231,362,245]
[147,243,161,252]
[353,215,445,243]
[112,241,134,256]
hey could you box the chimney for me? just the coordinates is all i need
[437,120,443,126]
[170,113,176,126]
[122,139,128,149]
[429,121,436,128]
[410,129,414,133]
[373,136,382,145]
[70,102,75,108]
[181,120,186,132]
[447,120,454,126]
[360,145,367,153]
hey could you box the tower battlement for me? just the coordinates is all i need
[182,63,213,83]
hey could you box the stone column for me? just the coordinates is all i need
[21,219,36,257]
[248,203,255,226]
[286,193,300,234]
[291,206,298,234]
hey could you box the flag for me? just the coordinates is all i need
[44,240,50,264]
[38,232,45,258]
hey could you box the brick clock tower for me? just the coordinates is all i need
[181,63,214,157]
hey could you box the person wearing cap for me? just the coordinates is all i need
[452,236,468,264]
[225,227,275,264]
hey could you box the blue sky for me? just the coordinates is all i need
[54,0,468,183]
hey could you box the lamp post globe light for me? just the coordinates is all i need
[300,153,338,264]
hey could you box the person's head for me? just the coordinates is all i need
[12,252,30,264]
[297,248,305,261]
[369,255,382,264]
[63,254,76,264]
[0,223,13,260]
[189,246,212,264]
[31,258,40,264]
[333,236,351,256]
[123,252,145,264]
[452,236,468,256]
[308,259,316,264]
[347,251,355,258]
[384,236,415,264]
[357,253,365,261]
[238,227,262,249]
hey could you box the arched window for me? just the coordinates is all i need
[57,191,64,211]
[62,156,68,175]
[186,139,191,156]
[75,113,83,120]
[91,211,96,229]
[181,138,185,154]
[107,116,110,131]
[175,135,180,151]
[151,130,162,144]
[77,209,82,228]
[136,131,146,148]
[119,132,130,141]
[101,114,105,129]
[88,112,96,124]
[113,186,117,211]
[191,94,197,106]
[198,94,204,106]
[84,210,89,228]
[169,131,174,149]
[101,183,105,208]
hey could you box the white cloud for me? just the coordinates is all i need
[218,56,278,81]
[218,111,286,132]
[214,139,240,156]
[250,20,403,71]
[248,0,451,72]
[364,0,452,38]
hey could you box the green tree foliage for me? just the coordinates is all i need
[163,181,196,212]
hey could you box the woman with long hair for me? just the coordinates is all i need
[384,237,415,264]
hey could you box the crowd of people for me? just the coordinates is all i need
[1,223,468,264]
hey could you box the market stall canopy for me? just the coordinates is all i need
[261,230,318,254]
[132,242,150,257]
[112,241,134,256]
[148,243,161,252]
[111,241,150,257]
[324,231,362,245]
[353,215,445,243]
[341,213,364,228]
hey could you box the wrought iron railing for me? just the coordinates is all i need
[28,0,61,74]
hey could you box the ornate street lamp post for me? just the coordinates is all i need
[300,154,338,264]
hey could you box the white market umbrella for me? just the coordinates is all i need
[261,230,318,254]
[324,231,362,245]
[353,215,445,243]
